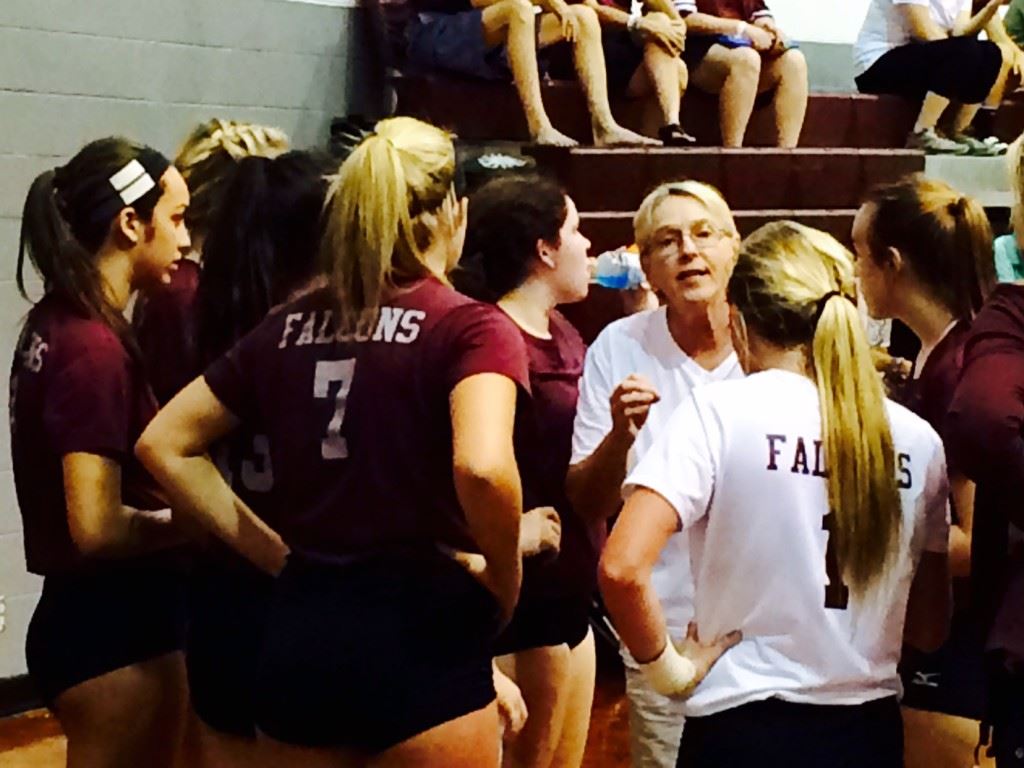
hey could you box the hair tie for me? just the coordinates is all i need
[949,196,967,218]
[813,290,854,324]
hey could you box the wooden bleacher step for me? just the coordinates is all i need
[526,147,925,213]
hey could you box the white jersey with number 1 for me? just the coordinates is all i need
[626,369,950,718]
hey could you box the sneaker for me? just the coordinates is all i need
[951,133,1008,156]
[906,128,969,155]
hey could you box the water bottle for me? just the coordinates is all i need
[593,248,646,290]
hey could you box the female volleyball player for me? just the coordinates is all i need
[136,116,529,768]
[12,137,191,767]
[453,173,595,768]
[182,151,329,768]
[853,176,995,753]
[132,119,289,404]
[600,221,952,767]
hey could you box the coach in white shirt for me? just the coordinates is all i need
[566,180,742,768]
[600,221,952,768]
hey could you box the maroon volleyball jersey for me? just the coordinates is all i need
[516,311,602,600]
[903,321,971,477]
[132,259,201,405]
[203,278,530,561]
[10,295,163,575]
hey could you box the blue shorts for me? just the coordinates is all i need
[406,10,512,81]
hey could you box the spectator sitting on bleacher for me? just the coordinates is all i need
[580,0,695,145]
[854,0,1011,155]
[969,0,1024,139]
[405,0,659,145]
[668,0,808,148]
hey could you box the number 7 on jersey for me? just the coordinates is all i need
[314,359,356,460]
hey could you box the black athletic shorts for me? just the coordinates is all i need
[493,591,591,654]
[677,696,903,768]
[26,556,187,705]
[682,34,720,72]
[186,557,274,737]
[255,549,501,751]
[856,37,1002,106]
[899,610,987,720]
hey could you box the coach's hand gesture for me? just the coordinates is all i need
[610,374,660,438]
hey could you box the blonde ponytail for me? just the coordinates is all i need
[322,117,455,335]
[731,221,901,593]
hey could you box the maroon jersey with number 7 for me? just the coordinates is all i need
[203,278,530,562]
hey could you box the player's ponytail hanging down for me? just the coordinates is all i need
[323,116,456,336]
[729,221,901,593]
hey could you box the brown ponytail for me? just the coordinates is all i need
[17,137,171,357]
[865,174,994,320]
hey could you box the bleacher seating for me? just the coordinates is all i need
[391,72,1024,340]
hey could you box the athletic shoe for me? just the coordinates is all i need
[951,133,1008,156]
[905,128,969,155]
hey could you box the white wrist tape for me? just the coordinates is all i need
[639,635,698,697]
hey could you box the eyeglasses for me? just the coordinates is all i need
[644,223,731,257]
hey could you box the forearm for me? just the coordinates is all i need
[149,454,287,575]
[904,552,952,651]
[645,0,683,21]
[566,428,634,524]
[587,0,630,27]
[534,0,571,16]
[456,468,523,616]
[956,0,1002,37]
[600,560,669,662]
[986,16,1015,45]
[685,12,745,35]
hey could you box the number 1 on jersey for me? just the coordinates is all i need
[314,359,356,460]
[822,510,849,610]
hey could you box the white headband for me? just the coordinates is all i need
[108,159,156,206]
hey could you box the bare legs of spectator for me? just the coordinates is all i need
[692,45,807,148]
[758,48,808,148]
[482,0,577,146]
[538,6,660,146]
[626,34,689,130]
[950,44,1014,135]
[913,92,951,134]
[691,45,761,147]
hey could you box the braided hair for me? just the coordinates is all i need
[175,119,290,244]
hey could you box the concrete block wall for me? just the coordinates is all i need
[0,0,378,683]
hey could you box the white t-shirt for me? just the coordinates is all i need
[853,0,970,76]
[571,307,743,639]
[626,369,950,717]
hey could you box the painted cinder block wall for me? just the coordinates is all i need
[0,0,379,682]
